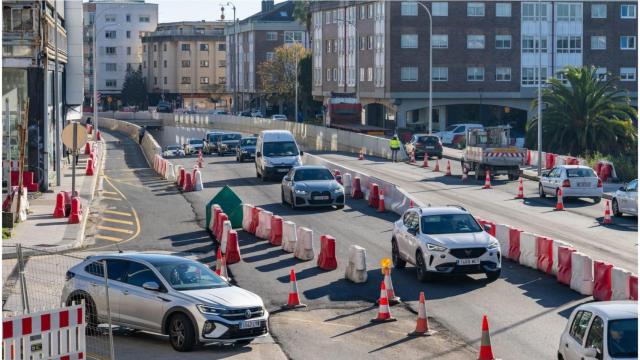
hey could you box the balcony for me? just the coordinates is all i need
[143,28,225,39]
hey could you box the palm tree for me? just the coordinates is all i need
[527,66,637,156]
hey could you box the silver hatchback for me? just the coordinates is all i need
[61,253,268,352]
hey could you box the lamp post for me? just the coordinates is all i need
[415,2,433,134]
[537,0,543,176]
[222,2,238,114]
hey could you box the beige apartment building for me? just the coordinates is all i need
[142,21,230,110]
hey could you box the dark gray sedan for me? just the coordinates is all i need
[281,166,345,209]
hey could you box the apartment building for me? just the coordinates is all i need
[225,0,308,113]
[311,1,638,133]
[142,21,230,110]
[83,0,158,107]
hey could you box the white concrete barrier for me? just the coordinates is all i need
[570,252,594,295]
[220,220,232,255]
[495,224,511,258]
[343,173,352,196]
[294,226,315,261]
[242,204,254,232]
[174,165,184,184]
[255,210,273,240]
[611,267,632,300]
[518,231,538,268]
[345,245,367,283]
[193,169,203,191]
[166,162,176,182]
[552,239,572,275]
[282,221,297,253]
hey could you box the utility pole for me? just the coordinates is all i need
[537,0,543,176]
[416,2,433,134]
[54,0,61,186]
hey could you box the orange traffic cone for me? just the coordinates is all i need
[603,200,612,224]
[482,170,491,189]
[410,150,416,164]
[462,166,468,181]
[422,155,429,168]
[371,281,396,323]
[358,148,365,160]
[215,247,223,276]
[555,188,564,211]
[516,177,524,199]
[285,269,307,309]
[408,291,435,336]
[198,150,204,168]
[478,315,496,360]
[378,189,385,212]
[382,267,400,305]
[434,160,440,172]
[445,160,452,176]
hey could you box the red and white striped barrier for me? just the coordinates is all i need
[592,261,613,301]
[507,227,522,260]
[242,204,254,232]
[294,226,314,261]
[570,252,594,295]
[536,236,553,274]
[282,221,297,253]
[552,239,572,275]
[3,303,86,360]
[556,246,576,285]
[611,267,632,300]
[494,224,511,258]
[249,207,261,235]
[630,276,638,300]
[518,232,537,269]
[255,210,273,240]
[220,220,232,255]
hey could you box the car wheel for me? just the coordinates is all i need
[592,197,601,205]
[415,251,433,282]
[508,174,517,181]
[281,189,287,205]
[612,199,623,217]
[485,269,501,282]
[290,191,296,209]
[67,294,98,334]
[169,313,195,352]
[538,184,546,198]
[239,154,244,162]
[437,155,443,160]
[391,239,406,269]
[336,204,344,210]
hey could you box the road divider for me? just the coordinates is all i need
[256,210,273,240]
[270,215,283,246]
[345,245,367,283]
[225,230,241,264]
[611,267,631,300]
[220,220,232,255]
[556,246,576,285]
[294,227,315,261]
[592,261,613,301]
[518,232,537,269]
[242,204,254,232]
[317,235,337,271]
[536,236,553,274]
[282,221,297,253]
[570,252,594,295]
[215,213,229,242]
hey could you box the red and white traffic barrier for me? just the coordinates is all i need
[249,207,261,235]
[592,260,613,301]
[630,276,638,300]
[570,252,594,295]
[343,173,352,196]
[317,235,338,270]
[282,220,297,253]
[536,236,553,274]
[294,226,315,261]
[242,204,254,232]
[494,224,511,258]
[507,227,522,260]
[220,220,232,255]
[255,210,273,240]
[611,267,632,300]
[215,213,228,242]
[556,246,576,285]
[270,215,283,246]
[552,239,572,275]
[345,245,368,283]
[211,205,222,234]
[518,232,537,269]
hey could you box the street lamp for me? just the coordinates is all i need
[221,2,237,114]
[537,0,543,176]
[415,2,433,134]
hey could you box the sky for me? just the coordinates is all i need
[146,0,286,23]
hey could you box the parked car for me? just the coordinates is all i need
[240,111,252,117]
[271,114,287,121]
[236,137,257,162]
[557,301,637,360]
[406,134,443,160]
[391,205,501,282]
[216,132,242,156]
[61,253,269,352]
[255,130,302,181]
[185,138,205,155]
[612,179,638,217]
[204,131,226,154]
[434,123,483,146]
[539,165,603,203]
[251,110,264,118]
[208,110,229,115]
[281,165,345,209]
[163,144,185,157]
[156,101,173,113]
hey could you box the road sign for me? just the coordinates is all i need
[61,122,88,151]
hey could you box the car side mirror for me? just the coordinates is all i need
[542,171,550,177]
[142,281,160,291]
[582,347,598,359]
[408,227,417,236]
[256,151,262,158]
[619,185,626,191]
[283,176,291,182]
[335,175,342,183]
[483,224,492,233]
[299,150,304,156]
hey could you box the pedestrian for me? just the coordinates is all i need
[138,126,146,144]
[389,135,401,162]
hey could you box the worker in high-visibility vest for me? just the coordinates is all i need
[389,135,401,162]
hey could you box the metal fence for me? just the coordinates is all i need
[2,245,115,359]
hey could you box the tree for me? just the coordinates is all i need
[526,66,637,156]
[293,1,312,35]
[121,67,147,108]
[257,44,309,114]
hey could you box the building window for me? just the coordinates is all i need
[219,77,226,84]
[143,45,147,52]
[400,67,418,81]
[368,4,374,18]
[467,67,484,81]
[153,44,157,52]
[522,3,548,21]
[557,36,582,53]
[266,31,277,41]
[126,30,131,39]
[333,39,338,52]
[522,67,548,85]
[163,43,167,51]
[432,2,448,16]
[367,67,373,81]
[105,14,116,22]
[126,47,131,55]
[496,67,511,81]
[182,60,191,67]
[467,35,485,49]
[105,30,116,39]
[591,36,606,50]
[401,2,418,16]
[139,15,150,22]
[620,36,636,49]
[218,43,226,51]
[218,60,226,67]
[496,3,511,17]
[595,67,607,80]
[333,68,338,81]
[360,5,365,19]
[106,63,117,71]
[326,69,331,81]
[181,44,190,51]
[200,43,209,51]
[359,37,365,50]
[591,4,607,18]
[266,52,274,61]
[143,61,146,68]
[333,10,338,23]
[200,60,209,67]
[181,77,191,84]
[163,77,167,85]
[326,40,331,53]
[557,3,582,21]
[621,4,637,18]
[285,31,303,44]
[620,67,636,81]
[105,47,117,55]
[495,35,512,49]
[126,63,133,71]
[200,77,209,84]
[163,60,167,68]
[401,34,418,49]
[153,77,157,85]
[522,36,548,53]
[432,67,448,81]
[153,60,157,68]
[467,2,485,16]
[105,79,117,87]
[368,35,373,50]
[431,35,448,48]
[126,14,131,22]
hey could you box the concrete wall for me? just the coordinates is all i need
[100,117,161,167]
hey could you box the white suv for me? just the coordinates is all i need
[391,206,501,282]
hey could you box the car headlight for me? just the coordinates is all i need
[487,240,500,250]
[426,243,447,252]
[264,158,273,166]
[332,186,344,193]
[294,189,308,195]
[197,304,224,315]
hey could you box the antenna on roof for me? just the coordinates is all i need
[115,243,123,254]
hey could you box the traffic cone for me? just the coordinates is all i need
[555,188,564,211]
[462,166,468,181]
[358,148,365,160]
[408,291,435,336]
[516,177,524,199]
[434,159,440,172]
[410,150,416,164]
[96,130,102,141]
[602,200,612,224]
[382,267,400,305]
[478,315,496,360]
[378,189,385,212]
[215,247,223,276]
[85,158,95,176]
[371,281,396,323]
[482,170,491,189]
[84,142,91,155]
[409,199,414,208]
[53,192,66,218]
[445,160,452,176]
[198,150,204,168]
[422,155,429,168]
[219,253,228,280]
[285,269,307,309]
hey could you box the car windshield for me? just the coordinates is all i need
[151,259,228,291]
[189,139,203,145]
[608,319,638,358]
[294,168,334,181]
[566,168,597,178]
[417,136,439,145]
[166,145,180,151]
[207,134,221,142]
[241,138,257,146]
[221,134,241,141]
[263,141,298,157]
[445,125,458,132]
[421,214,483,235]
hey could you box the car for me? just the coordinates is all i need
[255,130,303,181]
[156,101,173,113]
[204,131,226,154]
[208,110,229,115]
[271,114,287,121]
[236,137,257,162]
[557,301,637,360]
[251,110,263,118]
[391,206,501,282]
[406,134,443,160]
[163,144,185,157]
[185,138,205,155]
[240,111,252,117]
[539,165,603,203]
[281,165,345,209]
[61,253,269,352]
[216,132,242,156]
[612,179,638,217]
[434,123,483,147]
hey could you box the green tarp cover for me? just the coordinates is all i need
[205,185,243,229]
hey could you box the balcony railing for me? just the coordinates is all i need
[144,28,225,37]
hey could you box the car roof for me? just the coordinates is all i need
[555,165,591,169]
[260,130,296,141]
[412,134,439,138]
[293,165,329,171]
[206,130,226,135]
[413,206,470,216]
[575,301,638,320]
[87,252,193,263]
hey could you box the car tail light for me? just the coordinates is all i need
[415,143,424,148]
[562,179,571,187]
[597,178,603,188]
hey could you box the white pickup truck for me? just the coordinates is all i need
[461,126,526,181]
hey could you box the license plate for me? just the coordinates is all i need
[314,195,329,200]
[456,258,481,265]
[240,320,261,329]
[277,168,289,172]
[425,146,434,149]
[578,182,590,187]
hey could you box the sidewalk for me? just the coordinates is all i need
[3,138,105,258]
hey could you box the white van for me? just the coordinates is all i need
[255,130,303,181]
